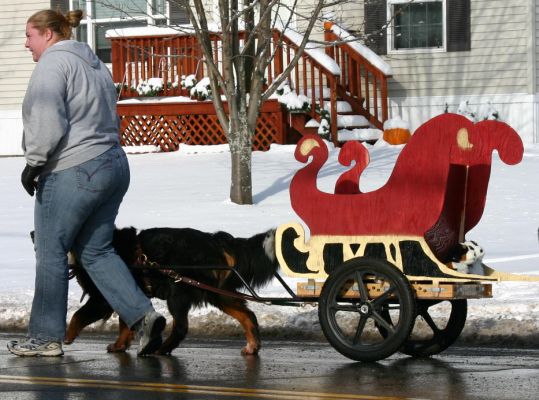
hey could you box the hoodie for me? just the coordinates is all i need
[22,40,120,173]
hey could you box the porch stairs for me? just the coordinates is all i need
[282,21,392,146]
[288,99,379,145]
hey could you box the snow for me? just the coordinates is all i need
[329,24,393,76]
[190,77,212,100]
[278,91,310,111]
[305,119,320,128]
[274,83,309,111]
[383,116,411,131]
[135,77,165,96]
[338,128,383,141]
[118,96,196,104]
[282,29,341,76]
[334,101,353,113]
[105,25,198,39]
[1,140,539,345]
[337,114,370,128]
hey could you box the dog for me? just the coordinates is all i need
[64,226,278,355]
[447,240,485,274]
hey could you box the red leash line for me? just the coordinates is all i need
[134,247,260,302]
[169,274,260,302]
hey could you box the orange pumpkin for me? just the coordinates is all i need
[383,128,411,145]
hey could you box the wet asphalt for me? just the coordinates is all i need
[0,332,538,400]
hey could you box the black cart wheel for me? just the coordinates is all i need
[403,299,467,357]
[378,299,467,357]
[318,257,416,362]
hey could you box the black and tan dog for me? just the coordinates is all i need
[64,226,278,355]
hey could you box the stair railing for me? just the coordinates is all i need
[323,22,392,130]
[270,29,340,144]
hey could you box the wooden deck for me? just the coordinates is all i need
[117,99,286,151]
[109,24,391,150]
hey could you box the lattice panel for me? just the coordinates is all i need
[178,114,226,145]
[254,113,281,150]
[119,108,284,151]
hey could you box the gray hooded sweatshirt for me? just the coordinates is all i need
[22,40,119,173]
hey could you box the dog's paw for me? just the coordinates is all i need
[241,343,260,356]
[451,262,469,274]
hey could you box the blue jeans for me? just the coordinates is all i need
[29,145,152,342]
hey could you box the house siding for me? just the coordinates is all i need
[535,0,539,93]
[0,1,47,109]
[0,1,47,155]
[384,0,530,98]
[327,0,535,142]
[322,1,530,97]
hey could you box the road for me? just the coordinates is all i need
[0,333,538,399]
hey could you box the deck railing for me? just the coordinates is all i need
[110,33,203,97]
[108,24,390,144]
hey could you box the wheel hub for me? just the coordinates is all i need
[359,303,371,315]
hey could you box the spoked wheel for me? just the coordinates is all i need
[378,299,467,357]
[318,257,416,362]
[403,299,467,357]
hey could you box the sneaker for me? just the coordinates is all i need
[136,310,166,356]
[7,337,63,357]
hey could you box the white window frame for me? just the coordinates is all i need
[387,0,447,55]
[68,0,169,61]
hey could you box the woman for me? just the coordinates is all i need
[8,9,165,357]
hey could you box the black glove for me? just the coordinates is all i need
[21,164,43,196]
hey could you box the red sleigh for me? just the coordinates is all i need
[274,113,538,361]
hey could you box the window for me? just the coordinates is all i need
[364,0,470,55]
[391,1,444,51]
[52,1,189,63]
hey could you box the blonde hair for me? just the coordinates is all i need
[27,9,83,40]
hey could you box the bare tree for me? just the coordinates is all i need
[97,0,358,204]
[170,0,351,204]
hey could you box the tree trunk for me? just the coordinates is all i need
[229,112,253,204]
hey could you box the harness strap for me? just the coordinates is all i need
[165,272,258,302]
[134,244,158,297]
[134,243,259,302]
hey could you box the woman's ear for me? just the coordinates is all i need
[44,28,55,42]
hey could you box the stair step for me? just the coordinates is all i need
[323,101,353,113]
[305,115,370,130]
[338,128,382,142]
[337,114,370,129]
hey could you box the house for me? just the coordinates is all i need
[0,0,189,155]
[360,0,539,144]
[1,0,538,155]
